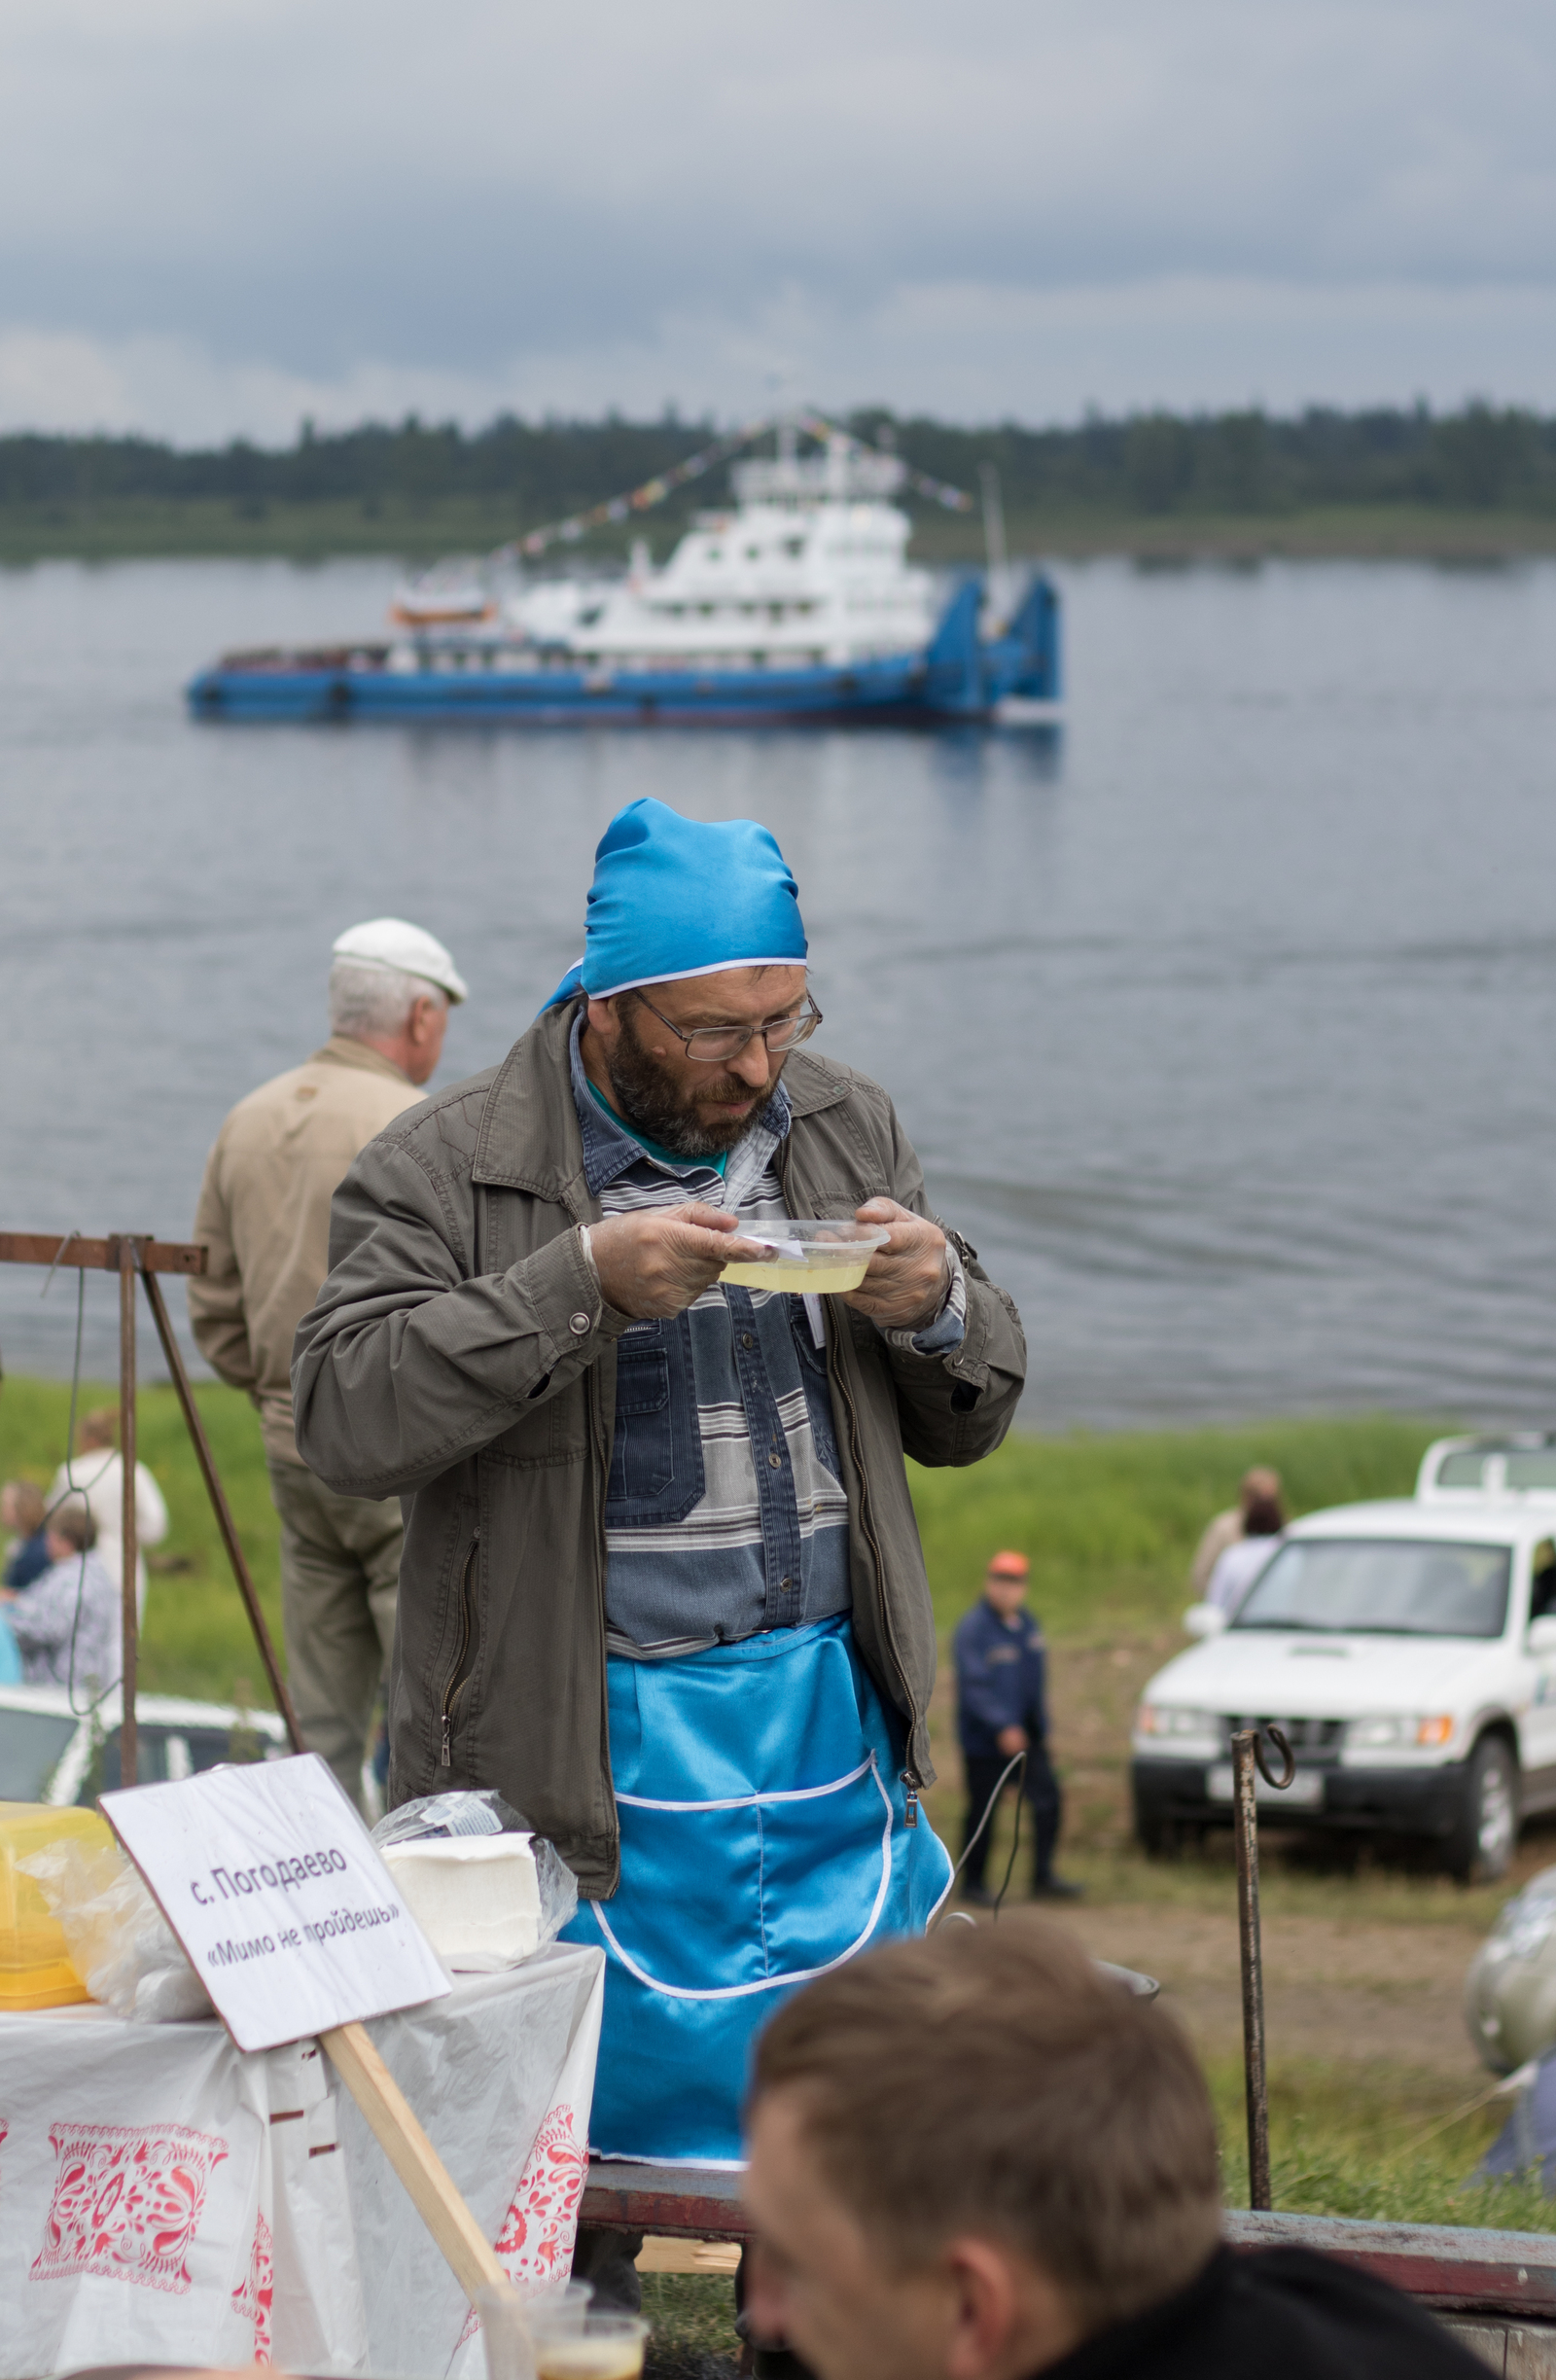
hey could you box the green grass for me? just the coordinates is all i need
[907,1411,1440,1644]
[640,2273,740,2369]
[0,1374,283,1708]
[0,1389,1444,1713]
[1210,2055,1556,2230]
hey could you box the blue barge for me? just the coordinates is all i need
[186,574,1060,727]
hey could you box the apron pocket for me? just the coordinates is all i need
[600,1754,893,2000]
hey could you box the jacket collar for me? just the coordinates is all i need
[471,1005,850,1205]
[471,1004,593,1207]
[310,1035,415,1085]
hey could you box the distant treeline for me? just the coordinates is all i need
[3,403,1555,530]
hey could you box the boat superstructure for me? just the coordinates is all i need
[188,419,1060,726]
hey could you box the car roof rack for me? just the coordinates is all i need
[1417,1433,1556,1501]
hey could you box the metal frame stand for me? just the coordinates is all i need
[0,1230,304,1782]
[1230,1723,1294,2210]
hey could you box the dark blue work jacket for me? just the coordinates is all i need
[953,1597,1048,1758]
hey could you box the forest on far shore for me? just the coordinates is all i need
[4,401,1556,561]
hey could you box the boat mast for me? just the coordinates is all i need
[979,462,1008,631]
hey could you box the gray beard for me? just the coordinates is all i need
[605,1007,770,1159]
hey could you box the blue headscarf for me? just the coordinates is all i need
[544,798,807,1008]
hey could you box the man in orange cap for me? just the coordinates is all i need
[953,1551,1079,1903]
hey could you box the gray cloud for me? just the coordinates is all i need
[2,0,1555,434]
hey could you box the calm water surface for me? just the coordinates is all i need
[3,552,1556,1430]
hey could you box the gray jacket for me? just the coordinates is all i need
[291,1003,1026,1897]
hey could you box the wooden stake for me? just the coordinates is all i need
[320,2020,505,2301]
[139,1265,304,1752]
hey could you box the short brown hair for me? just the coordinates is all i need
[749,1917,1220,2331]
[49,1502,98,1553]
[79,1408,119,1452]
[5,1480,46,1534]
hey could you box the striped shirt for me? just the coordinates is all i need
[570,1015,965,1655]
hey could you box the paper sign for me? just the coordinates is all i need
[101,1752,450,2052]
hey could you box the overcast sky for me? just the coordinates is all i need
[4,0,1555,443]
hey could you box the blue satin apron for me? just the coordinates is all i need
[561,1615,952,2165]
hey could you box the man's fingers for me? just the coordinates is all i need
[671,1225,768,1266]
[855,1196,912,1226]
[674,1202,740,1234]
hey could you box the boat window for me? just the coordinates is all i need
[1231,1538,1511,1640]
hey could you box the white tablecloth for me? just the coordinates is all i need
[0,1942,605,2379]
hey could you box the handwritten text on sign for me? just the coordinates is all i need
[102,1752,449,2051]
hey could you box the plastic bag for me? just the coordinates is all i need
[371,1792,577,1969]
[18,1832,215,2022]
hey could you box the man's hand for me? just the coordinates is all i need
[589,1202,769,1321]
[841,1197,950,1332]
[996,1724,1030,1759]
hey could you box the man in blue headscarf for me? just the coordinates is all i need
[293,799,1026,2279]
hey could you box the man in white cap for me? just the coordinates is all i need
[189,918,467,1808]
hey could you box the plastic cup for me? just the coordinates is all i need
[477,2280,595,2380]
[528,2312,649,2380]
[719,1219,891,1295]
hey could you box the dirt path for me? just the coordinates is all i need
[1046,1901,1488,2078]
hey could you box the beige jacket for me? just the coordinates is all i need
[189,1038,425,1466]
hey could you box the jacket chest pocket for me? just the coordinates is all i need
[607,1314,706,1526]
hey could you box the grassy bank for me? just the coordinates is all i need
[0,1384,1435,1711]
[5,501,1556,569]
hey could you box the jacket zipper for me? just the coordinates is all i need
[439,1525,480,1769]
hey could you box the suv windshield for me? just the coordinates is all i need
[1232,1539,1511,1639]
[0,1708,79,1800]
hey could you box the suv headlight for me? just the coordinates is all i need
[1345,1713,1454,1751]
[1137,1704,1220,1740]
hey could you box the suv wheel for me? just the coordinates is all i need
[1445,1735,1519,1883]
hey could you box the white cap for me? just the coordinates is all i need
[332,917,468,1004]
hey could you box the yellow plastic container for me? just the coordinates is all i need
[0,1801,112,2010]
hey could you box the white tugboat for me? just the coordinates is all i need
[189,422,1059,725]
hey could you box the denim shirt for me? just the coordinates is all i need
[571,1016,852,1653]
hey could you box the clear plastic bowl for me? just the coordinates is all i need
[720,1219,890,1294]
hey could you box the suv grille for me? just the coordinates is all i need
[1218,1715,1346,1763]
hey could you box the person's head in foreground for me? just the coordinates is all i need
[743,1917,1486,2380]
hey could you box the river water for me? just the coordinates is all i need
[3,552,1555,1431]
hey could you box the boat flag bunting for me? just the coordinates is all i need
[478,412,973,576]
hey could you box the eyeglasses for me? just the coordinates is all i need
[633,992,824,1064]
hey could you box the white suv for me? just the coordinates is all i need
[1130,1436,1556,1881]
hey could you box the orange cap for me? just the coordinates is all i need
[986,1549,1030,1579]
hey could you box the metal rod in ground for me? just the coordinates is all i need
[138,1264,306,1754]
[118,1238,141,1790]
[1232,1727,1271,2210]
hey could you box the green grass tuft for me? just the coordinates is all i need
[0,1374,283,1707]
[907,1412,1439,1642]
